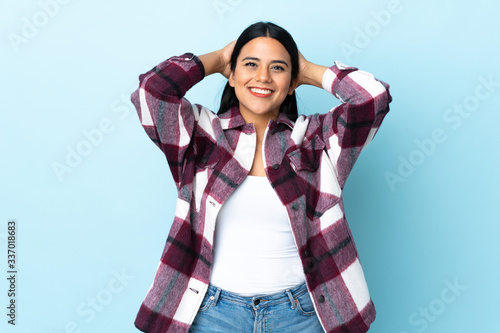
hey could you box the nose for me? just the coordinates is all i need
[256,66,271,83]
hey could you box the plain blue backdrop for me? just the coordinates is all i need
[1,0,499,332]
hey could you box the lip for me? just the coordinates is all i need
[248,87,274,98]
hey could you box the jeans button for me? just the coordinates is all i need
[254,299,260,305]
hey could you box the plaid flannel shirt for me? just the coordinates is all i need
[131,53,391,333]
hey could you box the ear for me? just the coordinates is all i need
[228,71,235,88]
[288,77,299,95]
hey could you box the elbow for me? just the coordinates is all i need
[367,78,392,112]
[378,78,392,105]
[131,88,140,109]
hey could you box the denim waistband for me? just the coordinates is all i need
[206,282,309,309]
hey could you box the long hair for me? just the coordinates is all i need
[217,22,299,121]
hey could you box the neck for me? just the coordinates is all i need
[239,108,278,136]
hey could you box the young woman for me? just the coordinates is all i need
[131,22,391,333]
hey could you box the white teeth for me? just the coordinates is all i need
[250,88,272,95]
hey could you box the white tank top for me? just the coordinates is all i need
[210,175,306,296]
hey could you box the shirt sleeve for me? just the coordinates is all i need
[316,61,392,189]
[130,53,205,188]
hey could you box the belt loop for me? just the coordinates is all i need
[212,287,221,306]
[285,288,295,309]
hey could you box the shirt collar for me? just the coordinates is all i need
[219,106,295,130]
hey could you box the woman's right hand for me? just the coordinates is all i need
[218,40,236,78]
[198,40,236,78]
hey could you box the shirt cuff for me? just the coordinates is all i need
[322,61,358,96]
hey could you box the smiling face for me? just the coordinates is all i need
[228,37,297,124]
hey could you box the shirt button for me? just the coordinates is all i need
[272,163,279,169]
[318,295,325,303]
[291,202,299,210]
[305,260,315,272]
[304,250,310,257]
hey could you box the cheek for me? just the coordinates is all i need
[232,79,246,100]
[231,71,247,90]
[278,77,293,93]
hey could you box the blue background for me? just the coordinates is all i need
[1,0,499,332]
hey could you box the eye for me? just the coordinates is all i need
[244,62,257,67]
[272,65,285,71]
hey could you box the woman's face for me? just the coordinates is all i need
[229,37,297,123]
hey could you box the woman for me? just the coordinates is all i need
[131,22,391,333]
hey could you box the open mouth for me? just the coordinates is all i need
[249,87,274,97]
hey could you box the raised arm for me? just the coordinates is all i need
[130,41,235,188]
[297,52,392,188]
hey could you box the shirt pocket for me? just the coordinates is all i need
[286,135,340,219]
[287,135,325,172]
[195,139,223,170]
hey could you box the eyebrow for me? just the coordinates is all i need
[241,56,289,67]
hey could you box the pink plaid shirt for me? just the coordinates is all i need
[131,53,391,333]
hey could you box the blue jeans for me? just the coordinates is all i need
[189,282,324,333]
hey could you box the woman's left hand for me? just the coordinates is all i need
[296,50,328,89]
[297,50,310,87]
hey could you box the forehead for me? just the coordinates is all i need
[238,37,291,62]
